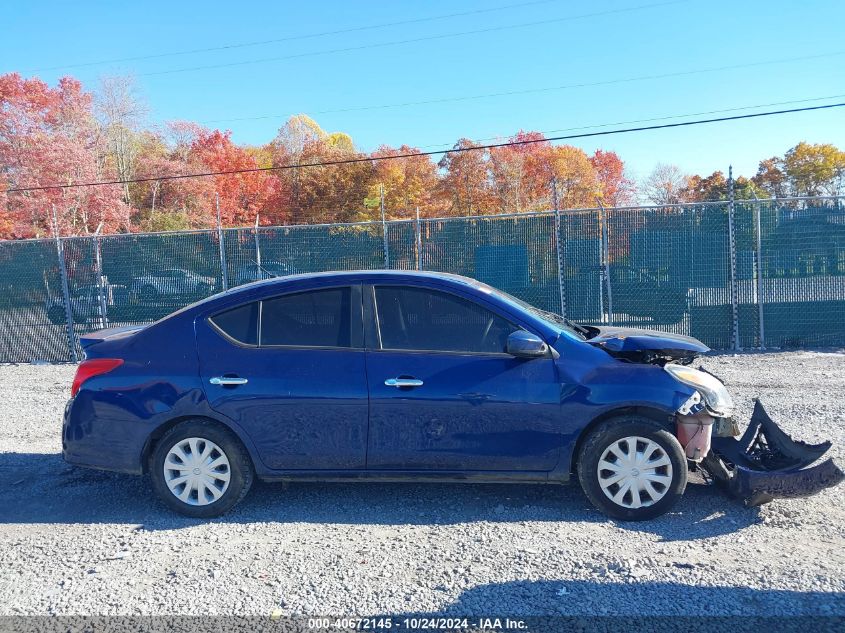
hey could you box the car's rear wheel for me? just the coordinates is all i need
[577,416,687,521]
[150,419,253,518]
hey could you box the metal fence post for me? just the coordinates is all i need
[216,193,228,291]
[598,201,614,326]
[380,184,390,269]
[93,223,109,330]
[551,179,567,318]
[754,197,766,349]
[727,166,740,351]
[52,207,78,362]
[414,206,422,271]
[254,214,262,270]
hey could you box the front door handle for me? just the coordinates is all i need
[209,376,248,386]
[385,377,424,388]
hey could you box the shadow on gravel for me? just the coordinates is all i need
[397,578,845,620]
[0,452,759,539]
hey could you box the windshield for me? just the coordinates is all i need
[482,285,590,339]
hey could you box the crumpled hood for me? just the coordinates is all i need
[586,326,710,364]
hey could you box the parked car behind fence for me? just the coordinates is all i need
[129,269,217,302]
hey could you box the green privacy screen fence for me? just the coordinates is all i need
[0,196,842,363]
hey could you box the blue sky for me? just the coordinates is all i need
[3,0,843,181]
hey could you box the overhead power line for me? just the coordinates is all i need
[138,1,688,77]
[415,93,845,151]
[202,50,845,123]
[25,0,566,72]
[7,101,843,194]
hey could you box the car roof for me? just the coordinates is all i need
[252,269,476,285]
[220,269,481,292]
[157,269,562,340]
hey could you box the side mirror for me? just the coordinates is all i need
[506,330,549,358]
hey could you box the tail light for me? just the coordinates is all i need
[71,358,124,397]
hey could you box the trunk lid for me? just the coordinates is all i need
[78,325,146,350]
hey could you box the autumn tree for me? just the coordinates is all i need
[437,139,493,216]
[132,121,216,229]
[488,132,551,213]
[642,163,688,205]
[0,73,128,238]
[681,170,762,201]
[782,142,845,196]
[269,114,326,220]
[280,128,374,223]
[549,145,600,209]
[590,150,635,206]
[95,75,146,208]
[367,145,441,218]
[752,157,788,198]
[190,128,273,226]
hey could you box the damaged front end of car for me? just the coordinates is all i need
[587,327,844,506]
[701,400,844,507]
[666,363,843,507]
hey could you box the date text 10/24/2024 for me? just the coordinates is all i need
[304,617,529,630]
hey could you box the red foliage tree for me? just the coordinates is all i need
[488,131,551,213]
[0,73,129,238]
[590,149,635,206]
[190,129,274,227]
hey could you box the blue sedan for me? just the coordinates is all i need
[63,271,842,520]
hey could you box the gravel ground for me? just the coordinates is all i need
[0,351,843,618]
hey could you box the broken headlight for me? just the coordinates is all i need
[664,363,734,417]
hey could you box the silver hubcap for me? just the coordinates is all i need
[163,437,231,506]
[597,436,673,509]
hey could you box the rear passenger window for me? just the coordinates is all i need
[209,302,258,345]
[261,288,351,348]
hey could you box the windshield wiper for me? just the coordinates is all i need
[532,308,590,337]
[564,319,592,336]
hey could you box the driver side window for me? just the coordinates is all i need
[374,286,519,353]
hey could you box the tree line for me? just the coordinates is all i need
[1,73,843,239]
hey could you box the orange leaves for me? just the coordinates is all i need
[1,76,641,235]
[371,145,441,218]
[590,150,635,206]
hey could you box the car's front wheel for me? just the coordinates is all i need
[577,416,687,521]
[150,419,253,518]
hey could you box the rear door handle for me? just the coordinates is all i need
[209,376,248,386]
[385,377,424,388]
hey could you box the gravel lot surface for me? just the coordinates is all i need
[0,351,843,618]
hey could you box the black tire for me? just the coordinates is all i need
[196,282,211,296]
[139,284,158,302]
[150,419,254,518]
[577,416,687,521]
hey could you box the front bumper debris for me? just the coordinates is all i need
[702,400,844,507]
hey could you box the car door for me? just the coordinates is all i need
[364,283,562,472]
[196,284,369,470]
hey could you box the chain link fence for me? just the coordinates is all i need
[1,196,842,363]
